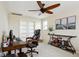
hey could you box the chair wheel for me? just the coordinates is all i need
[31,54,33,57]
[37,52,38,54]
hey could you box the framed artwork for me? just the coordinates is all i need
[56,16,76,30]
[67,16,76,29]
[56,19,62,29]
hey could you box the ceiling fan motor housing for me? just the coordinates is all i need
[40,8,47,13]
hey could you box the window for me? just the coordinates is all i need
[27,22,34,37]
[20,20,34,41]
[35,21,41,30]
[43,20,48,30]
[20,21,27,39]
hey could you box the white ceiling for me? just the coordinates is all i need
[2,1,79,18]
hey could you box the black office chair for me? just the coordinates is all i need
[26,29,40,57]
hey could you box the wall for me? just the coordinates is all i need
[42,8,79,53]
[0,2,8,43]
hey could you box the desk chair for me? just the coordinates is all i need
[26,29,40,57]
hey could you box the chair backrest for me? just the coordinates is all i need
[33,29,40,40]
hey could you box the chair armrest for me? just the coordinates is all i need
[26,37,33,42]
[26,39,38,47]
[26,37,33,39]
[26,39,38,43]
[31,40,38,42]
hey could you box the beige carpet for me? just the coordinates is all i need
[22,42,79,57]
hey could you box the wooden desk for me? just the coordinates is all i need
[0,41,27,57]
[1,41,26,52]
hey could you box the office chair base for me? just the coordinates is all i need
[18,52,27,57]
[26,50,38,54]
[26,49,38,57]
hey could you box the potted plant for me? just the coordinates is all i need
[48,27,53,34]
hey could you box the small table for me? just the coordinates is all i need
[0,41,27,57]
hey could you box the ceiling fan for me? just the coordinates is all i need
[28,1,60,14]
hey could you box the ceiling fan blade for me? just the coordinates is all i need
[28,10,40,11]
[11,12,22,16]
[46,10,53,14]
[45,3,60,11]
[37,1,44,8]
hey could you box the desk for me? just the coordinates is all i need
[48,33,76,54]
[0,41,27,57]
